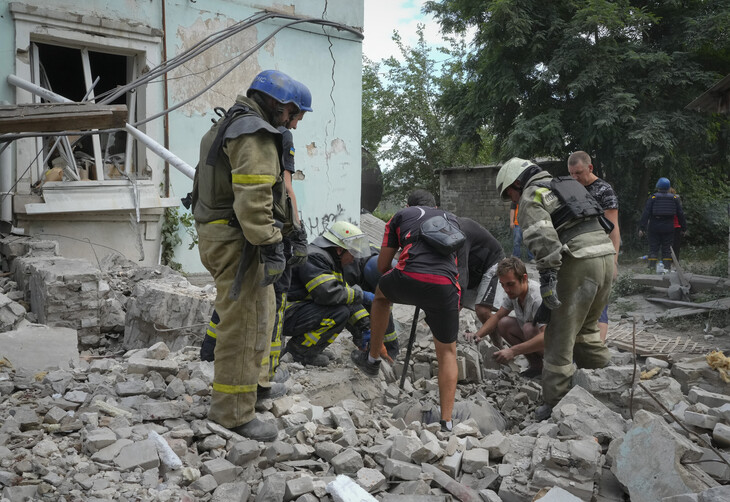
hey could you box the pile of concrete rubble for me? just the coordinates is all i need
[0,236,729,501]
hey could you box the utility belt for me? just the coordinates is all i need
[556,217,603,244]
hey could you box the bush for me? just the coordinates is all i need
[610,272,649,302]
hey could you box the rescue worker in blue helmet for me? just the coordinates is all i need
[495,157,615,421]
[200,75,314,389]
[192,69,304,442]
[638,177,686,273]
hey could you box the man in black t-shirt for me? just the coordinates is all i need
[350,189,460,433]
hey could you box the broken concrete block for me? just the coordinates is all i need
[390,433,422,463]
[212,482,250,502]
[479,430,510,460]
[83,427,117,454]
[315,441,343,463]
[190,473,218,493]
[688,387,730,409]
[284,475,314,501]
[712,423,730,447]
[441,449,463,478]
[672,358,729,395]
[684,411,720,430]
[12,407,40,431]
[383,458,421,480]
[227,439,262,465]
[331,448,363,475]
[127,358,179,377]
[0,325,79,371]
[356,467,386,493]
[0,292,27,333]
[573,364,636,402]
[537,486,584,501]
[256,473,289,502]
[411,440,442,464]
[201,458,238,485]
[123,278,214,351]
[140,401,183,421]
[607,410,716,502]
[646,357,670,370]
[553,385,628,444]
[114,439,160,471]
[329,406,359,447]
[621,376,685,414]
[461,447,489,474]
[265,441,294,463]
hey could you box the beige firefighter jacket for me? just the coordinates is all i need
[519,171,615,272]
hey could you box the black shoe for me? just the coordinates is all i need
[350,349,381,377]
[440,420,452,433]
[520,366,542,379]
[286,343,330,367]
[257,382,287,400]
[535,404,553,421]
[230,418,278,442]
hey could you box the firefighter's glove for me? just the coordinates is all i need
[260,242,286,287]
[539,269,561,310]
[288,226,308,267]
[533,302,551,325]
[350,285,364,304]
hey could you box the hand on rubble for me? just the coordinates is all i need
[493,347,516,364]
[464,331,481,344]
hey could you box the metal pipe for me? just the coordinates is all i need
[124,124,195,180]
[0,101,13,223]
[7,74,72,104]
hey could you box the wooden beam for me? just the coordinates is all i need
[0,103,128,133]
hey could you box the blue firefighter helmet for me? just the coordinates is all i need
[294,80,313,112]
[247,70,299,109]
[656,177,671,191]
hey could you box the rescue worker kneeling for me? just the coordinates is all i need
[283,221,371,366]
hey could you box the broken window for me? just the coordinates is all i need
[29,41,145,182]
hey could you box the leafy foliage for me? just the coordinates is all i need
[161,207,197,271]
[362,26,495,205]
[425,0,730,241]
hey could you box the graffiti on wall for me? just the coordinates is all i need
[300,204,356,237]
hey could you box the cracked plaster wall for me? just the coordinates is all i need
[166,0,364,273]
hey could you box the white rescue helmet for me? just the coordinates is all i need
[314,221,370,258]
[495,157,534,201]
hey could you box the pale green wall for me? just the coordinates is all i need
[1,0,364,273]
[160,0,364,273]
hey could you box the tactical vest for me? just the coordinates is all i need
[192,102,290,229]
[536,176,612,244]
[651,192,678,217]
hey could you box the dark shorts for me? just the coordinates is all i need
[378,269,459,344]
[599,305,608,324]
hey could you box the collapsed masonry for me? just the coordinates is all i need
[0,236,729,501]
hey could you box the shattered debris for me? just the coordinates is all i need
[0,237,729,501]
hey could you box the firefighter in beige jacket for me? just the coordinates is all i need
[496,158,616,420]
[192,70,305,442]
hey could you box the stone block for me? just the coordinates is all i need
[712,423,730,447]
[356,467,386,493]
[114,439,160,471]
[620,376,685,414]
[553,385,627,444]
[672,359,729,395]
[538,486,584,501]
[480,430,510,460]
[127,358,179,377]
[140,401,183,421]
[190,474,218,493]
[83,427,117,454]
[115,380,153,397]
[227,439,262,465]
[284,476,314,501]
[383,458,421,480]
[0,325,79,371]
[461,448,489,474]
[330,448,363,475]
[123,278,214,351]
[265,441,294,463]
[607,410,708,502]
[441,450,463,478]
[91,439,134,463]
[688,387,730,409]
[684,411,719,430]
[212,482,250,502]
[315,441,343,462]
[202,457,238,485]
[390,433,422,463]
[411,440,442,464]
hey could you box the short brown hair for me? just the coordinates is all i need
[497,256,527,281]
[567,150,591,168]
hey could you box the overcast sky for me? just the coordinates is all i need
[362,0,447,63]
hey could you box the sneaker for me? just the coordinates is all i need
[350,349,381,377]
[535,404,553,421]
[230,417,278,442]
[257,382,287,401]
[271,367,290,383]
[520,366,542,379]
[440,420,452,433]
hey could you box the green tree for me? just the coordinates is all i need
[425,0,730,242]
[362,25,495,205]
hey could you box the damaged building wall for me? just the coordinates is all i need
[163,1,365,273]
[0,0,364,274]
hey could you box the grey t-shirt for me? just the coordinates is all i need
[500,279,542,324]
